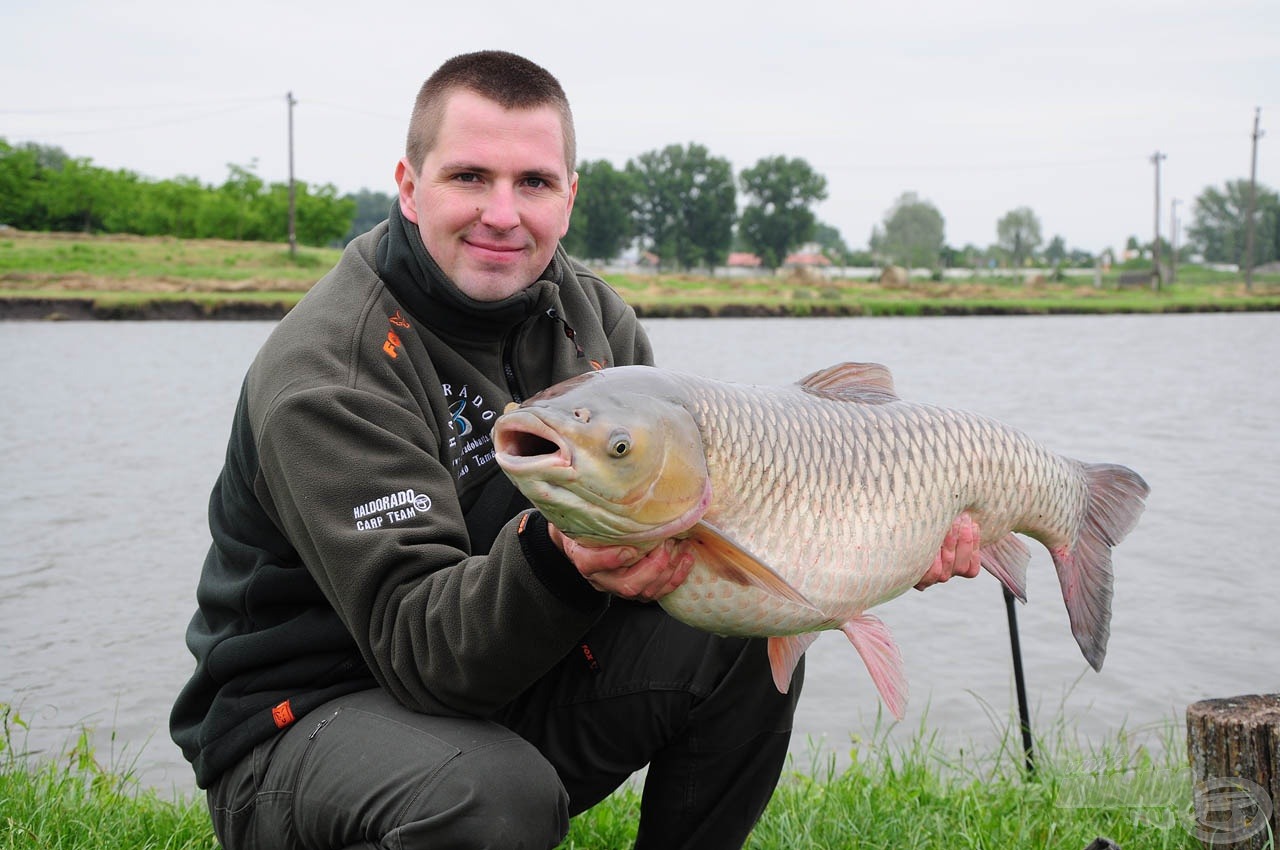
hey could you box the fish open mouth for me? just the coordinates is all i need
[492,410,573,473]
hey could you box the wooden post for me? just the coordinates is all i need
[1186,694,1279,848]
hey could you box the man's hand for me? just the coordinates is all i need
[547,523,695,602]
[915,512,982,591]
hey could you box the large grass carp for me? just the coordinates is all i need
[492,362,1149,718]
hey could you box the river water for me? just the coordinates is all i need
[1,314,1277,795]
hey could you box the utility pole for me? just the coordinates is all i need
[287,91,298,258]
[1244,108,1263,291]
[1171,198,1181,286]
[1151,151,1166,292]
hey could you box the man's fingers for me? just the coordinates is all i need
[583,539,694,601]
[952,514,982,578]
[915,513,982,590]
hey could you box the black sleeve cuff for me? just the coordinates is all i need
[516,510,604,612]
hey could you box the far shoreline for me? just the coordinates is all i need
[5,294,1280,322]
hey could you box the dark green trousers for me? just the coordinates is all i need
[206,601,803,849]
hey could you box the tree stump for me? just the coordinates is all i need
[1186,694,1279,848]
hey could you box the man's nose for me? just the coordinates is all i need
[479,183,520,230]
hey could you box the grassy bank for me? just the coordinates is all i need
[3,229,1279,319]
[2,704,1208,849]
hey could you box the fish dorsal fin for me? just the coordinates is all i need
[798,362,900,403]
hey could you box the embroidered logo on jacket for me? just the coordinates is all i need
[352,488,432,531]
[382,312,412,359]
[441,381,500,483]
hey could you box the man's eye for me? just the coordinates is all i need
[524,177,547,189]
[455,173,481,183]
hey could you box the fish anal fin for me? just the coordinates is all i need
[685,522,823,616]
[767,633,821,694]
[981,532,1031,603]
[841,614,908,720]
[798,362,900,404]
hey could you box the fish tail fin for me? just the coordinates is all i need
[1054,462,1150,671]
[841,614,908,720]
[767,633,821,694]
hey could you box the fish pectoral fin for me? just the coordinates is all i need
[980,532,1031,603]
[685,521,823,615]
[797,362,900,404]
[767,633,821,694]
[841,614,908,721]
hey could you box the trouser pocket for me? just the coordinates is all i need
[207,729,287,850]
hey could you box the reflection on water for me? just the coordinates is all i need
[1,314,1277,792]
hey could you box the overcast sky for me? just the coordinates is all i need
[4,0,1276,254]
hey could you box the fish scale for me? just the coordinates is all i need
[493,362,1148,718]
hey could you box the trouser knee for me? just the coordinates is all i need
[396,732,570,848]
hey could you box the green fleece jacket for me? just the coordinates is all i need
[171,207,653,788]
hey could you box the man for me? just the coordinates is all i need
[172,50,979,849]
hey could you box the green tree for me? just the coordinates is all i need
[738,156,829,269]
[627,143,736,270]
[1188,179,1280,266]
[292,181,356,246]
[342,188,395,244]
[996,207,1043,268]
[42,157,132,233]
[197,163,268,240]
[563,159,636,262]
[131,176,207,237]
[0,140,46,228]
[870,192,945,269]
[810,221,851,265]
[1044,234,1067,265]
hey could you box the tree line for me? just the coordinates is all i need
[868,185,1279,272]
[3,137,1275,272]
[0,139,354,247]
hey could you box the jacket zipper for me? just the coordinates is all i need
[501,326,524,404]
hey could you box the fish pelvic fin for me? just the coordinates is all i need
[1055,462,1150,671]
[684,522,825,616]
[981,532,1031,603]
[798,362,900,404]
[841,614,908,721]
[767,633,821,694]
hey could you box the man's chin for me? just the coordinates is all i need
[454,268,533,302]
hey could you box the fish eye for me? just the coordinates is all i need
[607,431,632,457]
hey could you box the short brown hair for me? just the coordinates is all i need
[406,51,576,174]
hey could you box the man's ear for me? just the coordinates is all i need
[561,170,579,237]
[395,158,418,224]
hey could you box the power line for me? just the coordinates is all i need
[303,99,403,122]
[0,95,278,115]
[4,101,277,138]
[827,153,1145,175]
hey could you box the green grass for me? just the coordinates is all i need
[3,703,1226,850]
[0,705,216,849]
[0,233,339,286]
[4,230,1280,318]
[567,714,1211,849]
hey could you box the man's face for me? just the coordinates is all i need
[396,89,578,302]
